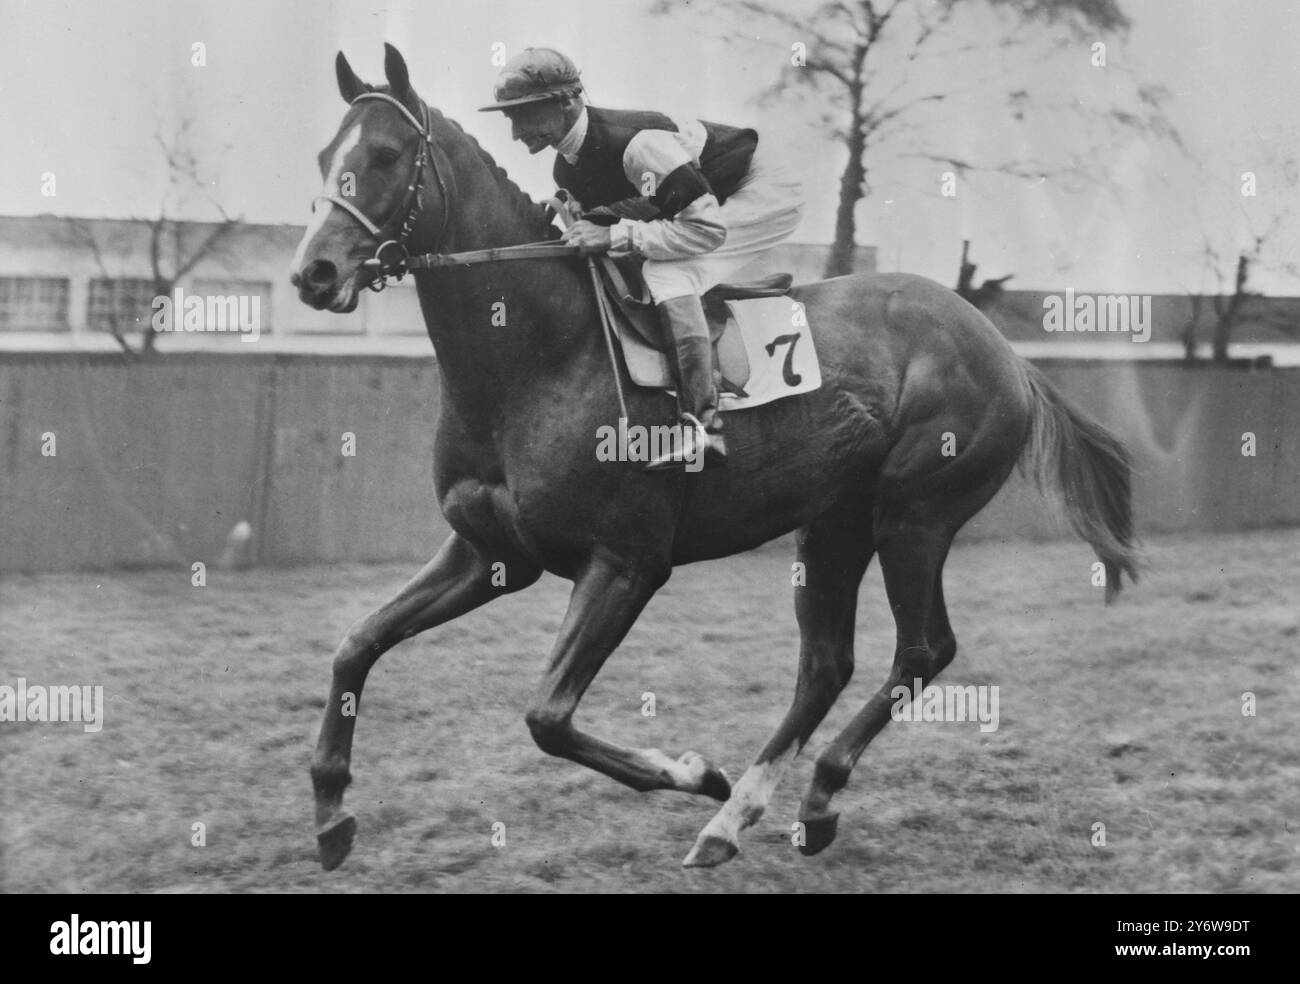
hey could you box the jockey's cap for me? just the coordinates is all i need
[478,48,582,112]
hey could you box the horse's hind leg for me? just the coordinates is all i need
[795,517,956,855]
[928,546,957,674]
[684,504,874,867]
[312,532,541,870]
[795,354,1028,857]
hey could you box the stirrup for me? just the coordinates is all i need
[644,414,726,472]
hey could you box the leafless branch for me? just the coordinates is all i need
[64,218,138,356]
[172,221,241,282]
[863,92,946,134]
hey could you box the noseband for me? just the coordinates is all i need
[311,92,451,291]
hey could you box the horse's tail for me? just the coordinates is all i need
[1018,362,1141,603]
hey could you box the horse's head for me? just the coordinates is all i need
[291,43,449,312]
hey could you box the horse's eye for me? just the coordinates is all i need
[374,148,400,166]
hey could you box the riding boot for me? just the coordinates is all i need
[645,294,728,471]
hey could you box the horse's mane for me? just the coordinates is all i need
[357,84,560,242]
[437,112,562,241]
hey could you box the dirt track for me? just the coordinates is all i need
[1,529,1296,893]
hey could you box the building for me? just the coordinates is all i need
[0,214,877,353]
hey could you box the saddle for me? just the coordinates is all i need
[595,257,794,397]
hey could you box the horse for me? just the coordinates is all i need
[291,44,1139,871]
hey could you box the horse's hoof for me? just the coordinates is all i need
[798,812,839,856]
[682,833,740,868]
[678,751,732,801]
[698,763,732,801]
[317,811,357,871]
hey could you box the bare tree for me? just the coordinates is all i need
[1183,228,1300,364]
[1182,147,1300,362]
[1211,251,1254,364]
[1179,290,1204,363]
[66,116,242,355]
[654,0,1182,278]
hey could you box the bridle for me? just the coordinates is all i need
[310,90,587,287]
[311,91,451,291]
[306,92,628,420]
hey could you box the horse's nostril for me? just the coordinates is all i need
[289,270,302,288]
[303,260,338,290]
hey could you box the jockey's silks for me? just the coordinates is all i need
[553,106,758,218]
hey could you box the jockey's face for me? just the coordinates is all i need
[505,97,579,155]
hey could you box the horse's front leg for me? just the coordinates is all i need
[523,547,731,800]
[312,532,540,870]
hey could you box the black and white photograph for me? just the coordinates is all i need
[1,0,1295,919]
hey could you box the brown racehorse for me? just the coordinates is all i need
[292,45,1139,871]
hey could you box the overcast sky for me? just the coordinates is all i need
[3,0,1298,293]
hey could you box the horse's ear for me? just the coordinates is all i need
[336,51,367,104]
[383,42,411,98]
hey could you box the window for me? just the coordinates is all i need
[87,278,156,334]
[190,279,272,334]
[0,277,70,331]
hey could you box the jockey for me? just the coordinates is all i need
[480,47,804,470]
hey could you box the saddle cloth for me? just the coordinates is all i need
[596,258,822,412]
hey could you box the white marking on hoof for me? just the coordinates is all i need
[676,750,710,786]
[682,830,739,868]
[688,812,741,863]
[641,747,707,790]
[690,748,795,858]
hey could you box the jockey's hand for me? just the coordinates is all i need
[562,220,611,256]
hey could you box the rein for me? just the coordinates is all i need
[396,240,582,271]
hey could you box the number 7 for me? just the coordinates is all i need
[764,332,803,386]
